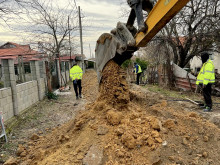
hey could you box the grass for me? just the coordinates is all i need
[0,141,17,163]
[5,98,57,135]
[144,84,199,100]
[0,98,59,163]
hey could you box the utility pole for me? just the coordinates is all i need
[89,44,91,58]
[78,6,84,72]
[68,16,72,66]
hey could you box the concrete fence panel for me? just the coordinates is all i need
[17,81,39,113]
[0,88,14,121]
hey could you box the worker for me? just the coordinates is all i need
[196,53,215,112]
[70,61,83,100]
[134,62,142,85]
[126,0,154,32]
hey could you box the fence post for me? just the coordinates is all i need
[2,58,18,116]
[30,60,43,101]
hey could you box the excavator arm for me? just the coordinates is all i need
[95,0,190,83]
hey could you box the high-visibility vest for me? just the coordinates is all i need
[134,64,142,74]
[196,59,215,85]
[69,65,83,81]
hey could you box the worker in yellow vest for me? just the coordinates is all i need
[196,53,215,112]
[134,62,142,85]
[70,61,83,100]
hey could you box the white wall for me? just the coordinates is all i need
[213,52,220,73]
[190,53,220,74]
[190,56,202,73]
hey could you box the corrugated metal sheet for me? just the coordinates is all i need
[175,76,196,91]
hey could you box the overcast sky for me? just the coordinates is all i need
[0,0,128,58]
[77,0,127,58]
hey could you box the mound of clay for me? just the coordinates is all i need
[98,60,130,110]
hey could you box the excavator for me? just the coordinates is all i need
[95,0,190,83]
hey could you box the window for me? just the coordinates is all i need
[65,62,69,70]
[14,65,18,75]
[61,61,65,72]
[24,63,31,73]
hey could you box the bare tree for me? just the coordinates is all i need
[21,0,79,89]
[25,0,78,58]
[0,0,25,26]
[155,0,220,68]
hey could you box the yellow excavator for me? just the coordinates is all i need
[95,0,190,83]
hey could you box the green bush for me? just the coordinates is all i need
[46,92,58,100]
[121,59,132,69]
[135,58,148,71]
[0,81,4,89]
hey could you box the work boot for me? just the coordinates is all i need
[138,24,148,33]
[200,104,206,109]
[203,106,212,112]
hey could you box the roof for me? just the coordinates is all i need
[0,42,41,57]
[56,56,76,60]
[55,54,85,61]
[171,36,187,47]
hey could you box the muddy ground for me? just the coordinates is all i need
[1,67,220,165]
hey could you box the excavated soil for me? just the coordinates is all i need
[4,61,220,165]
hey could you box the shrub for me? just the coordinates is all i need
[121,59,132,69]
[0,81,4,89]
[46,92,58,100]
[135,58,148,71]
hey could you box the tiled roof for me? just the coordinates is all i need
[55,56,76,60]
[0,42,40,57]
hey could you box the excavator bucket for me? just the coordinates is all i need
[95,22,137,83]
[95,0,190,83]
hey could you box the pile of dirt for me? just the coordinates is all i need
[97,60,130,110]
[4,61,220,165]
[81,69,99,102]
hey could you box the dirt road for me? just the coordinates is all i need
[0,69,97,164]
[1,67,220,165]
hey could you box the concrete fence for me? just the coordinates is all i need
[0,88,13,121]
[0,58,47,121]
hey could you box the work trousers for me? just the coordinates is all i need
[202,83,212,108]
[73,80,82,97]
[136,73,141,85]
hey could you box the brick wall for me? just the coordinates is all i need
[16,81,39,113]
[0,88,14,121]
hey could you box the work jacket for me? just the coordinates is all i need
[196,59,215,85]
[70,65,83,81]
[134,64,142,74]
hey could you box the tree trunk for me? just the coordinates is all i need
[45,61,52,92]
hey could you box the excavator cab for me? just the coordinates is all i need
[95,0,190,83]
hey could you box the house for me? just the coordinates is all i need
[0,42,40,57]
[0,42,87,88]
[0,42,46,83]
[190,52,220,74]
